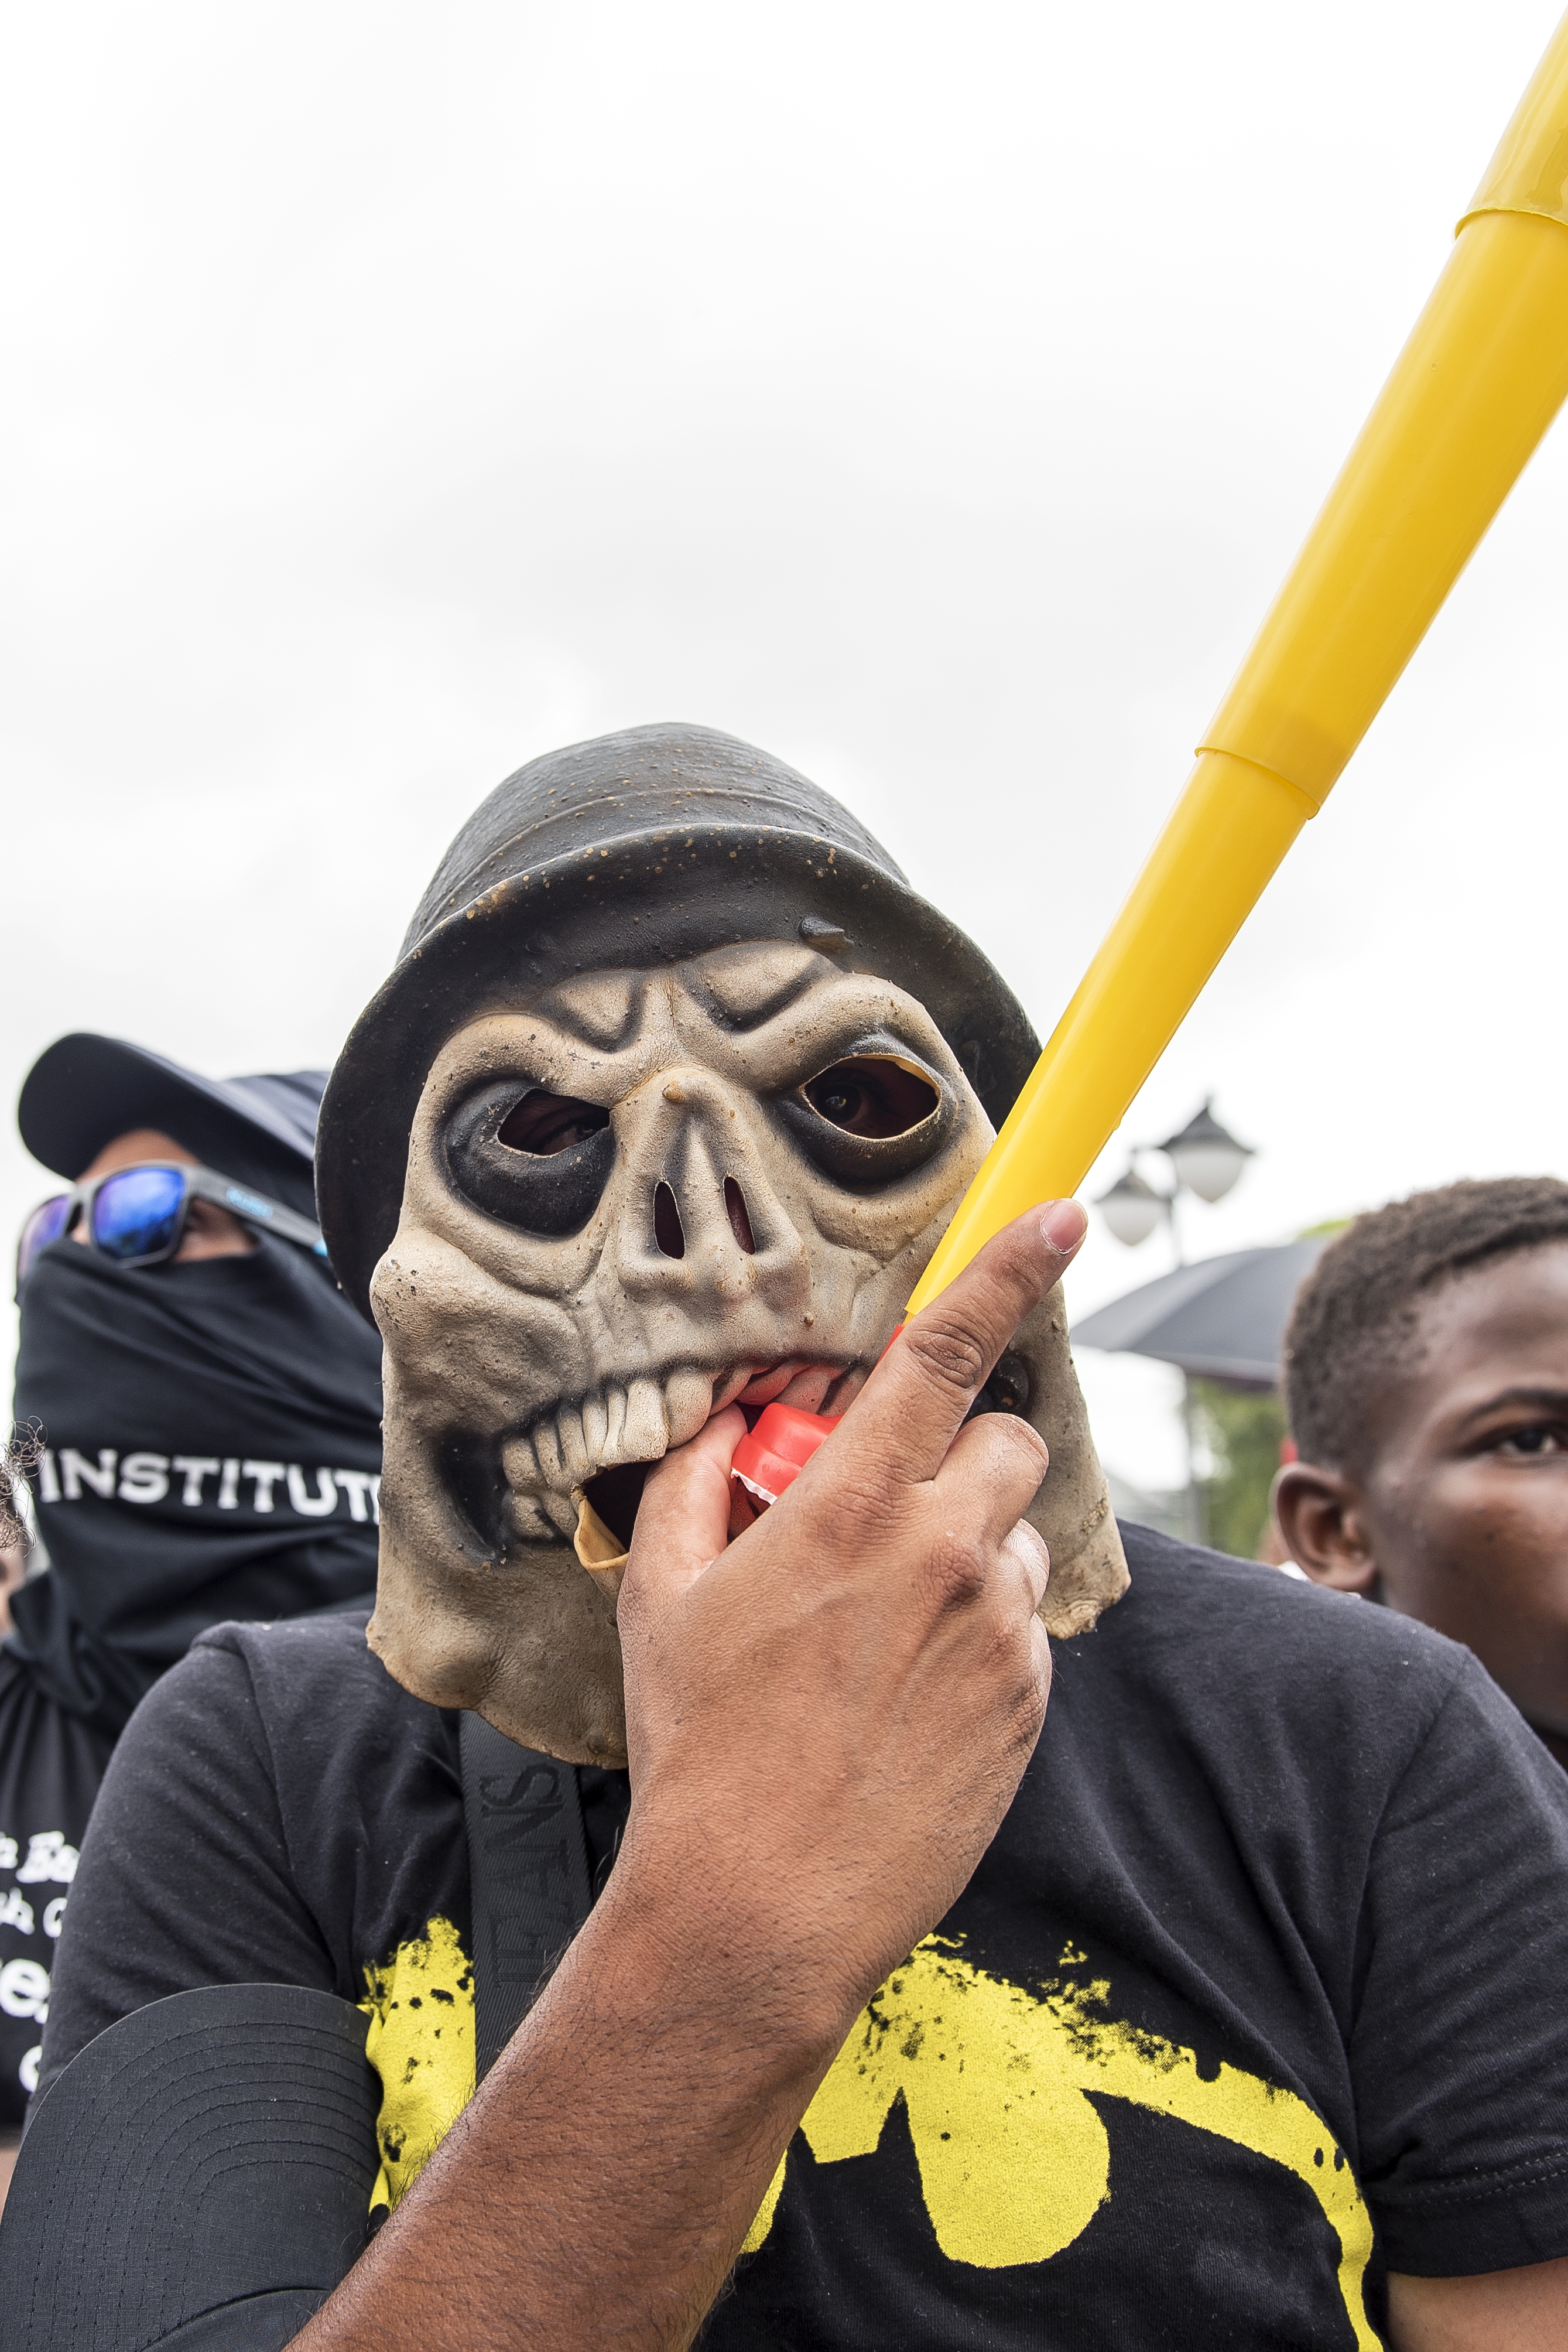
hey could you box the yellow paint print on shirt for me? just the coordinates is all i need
[359,1915,476,2210]
[744,1936,1377,2351]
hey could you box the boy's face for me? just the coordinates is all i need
[1276,1241,1568,1760]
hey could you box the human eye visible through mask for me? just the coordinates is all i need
[778,1049,954,1191]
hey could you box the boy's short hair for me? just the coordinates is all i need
[1283,1177,1568,1472]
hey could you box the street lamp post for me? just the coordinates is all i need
[1093,1100,1254,1544]
[1095,1099,1253,1266]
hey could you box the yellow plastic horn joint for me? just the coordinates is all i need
[1460,10,1568,233]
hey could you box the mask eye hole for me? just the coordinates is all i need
[442,1082,617,1237]
[803,1057,939,1139]
[776,1047,954,1194]
[497,1093,610,1155]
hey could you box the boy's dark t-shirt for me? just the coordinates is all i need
[38,1524,1568,2350]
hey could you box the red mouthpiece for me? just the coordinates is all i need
[730,1404,841,1506]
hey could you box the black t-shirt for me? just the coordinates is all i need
[39,1524,1568,2350]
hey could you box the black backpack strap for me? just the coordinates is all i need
[459,1712,594,2083]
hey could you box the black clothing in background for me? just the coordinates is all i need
[39,1527,1568,2350]
[0,1668,115,2119]
[10,1233,383,1736]
[0,1229,382,2126]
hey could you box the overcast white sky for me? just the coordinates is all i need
[4,0,1566,1496]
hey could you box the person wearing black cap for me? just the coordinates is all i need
[0,1037,383,2129]
[12,726,1568,2351]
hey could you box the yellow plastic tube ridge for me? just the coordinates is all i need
[908,8,1568,1320]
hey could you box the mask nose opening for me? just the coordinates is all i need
[724,1179,756,1255]
[653,1181,686,1259]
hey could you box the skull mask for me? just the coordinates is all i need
[318,726,1127,1762]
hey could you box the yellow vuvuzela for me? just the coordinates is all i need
[908,9,1568,1319]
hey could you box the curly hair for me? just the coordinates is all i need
[1283,1177,1568,1473]
[1,1428,34,1557]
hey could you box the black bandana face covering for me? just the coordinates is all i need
[9,1233,383,1732]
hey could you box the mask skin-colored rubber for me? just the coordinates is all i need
[909,8,1568,1321]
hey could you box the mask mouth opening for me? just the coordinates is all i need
[581,1346,1034,1551]
[582,1460,648,1551]
[577,1351,867,1550]
[577,1401,787,1551]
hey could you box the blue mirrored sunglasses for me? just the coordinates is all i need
[16,1164,327,1291]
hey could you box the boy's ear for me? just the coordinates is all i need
[1271,1462,1380,1594]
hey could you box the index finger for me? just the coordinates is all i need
[839,1199,1087,1487]
[627,1405,748,1604]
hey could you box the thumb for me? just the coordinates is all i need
[624,1404,747,1609]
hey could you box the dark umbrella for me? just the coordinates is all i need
[1071,1239,1326,1391]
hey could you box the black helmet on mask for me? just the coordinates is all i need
[316,722,1038,1314]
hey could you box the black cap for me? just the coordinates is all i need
[317,722,1039,1315]
[18,1036,327,1223]
[0,1983,379,2350]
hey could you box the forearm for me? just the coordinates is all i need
[292,1857,855,2352]
[293,1219,1069,2351]
[1387,2258,1568,2351]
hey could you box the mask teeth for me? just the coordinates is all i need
[581,1390,610,1463]
[511,1420,554,1492]
[708,1365,754,1416]
[622,1376,672,1464]
[660,1368,714,1451]
[540,1488,580,1541]
[509,1490,564,1544]
[503,1353,866,1543]
[516,1360,793,1519]
[554,1403,594,1488]
[535,1370,710,1493]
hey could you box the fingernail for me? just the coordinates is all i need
[1039,1199,1088,1253]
